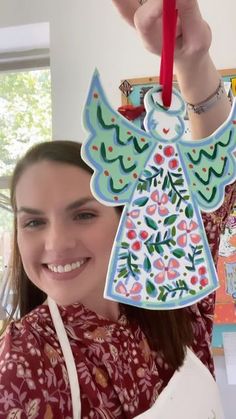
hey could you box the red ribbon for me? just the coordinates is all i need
[160,0,178,108]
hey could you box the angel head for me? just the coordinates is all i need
[143,85,186,142]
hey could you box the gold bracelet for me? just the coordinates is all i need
[186,80,225,115]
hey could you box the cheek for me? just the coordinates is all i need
[17,231,37,266]
[99,221,120,255]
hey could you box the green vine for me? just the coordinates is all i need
[118,244,141,278]
[157,279,195,302]
[186,244,204,271]
[145,230,176,255]
[137,166,164,193]
[162,171,189,209]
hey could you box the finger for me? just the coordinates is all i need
[134,0,163,54]
[112,0,140,27]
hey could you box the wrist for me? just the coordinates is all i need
[174,53,221,104]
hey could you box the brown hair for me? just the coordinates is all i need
[5,140,193,369]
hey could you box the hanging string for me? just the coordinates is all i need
[160,0,178,108]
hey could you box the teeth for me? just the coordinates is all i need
[47,259,86,273]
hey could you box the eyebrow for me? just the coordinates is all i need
[17,197,97,215]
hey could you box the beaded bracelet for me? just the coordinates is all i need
[186,80,225,115]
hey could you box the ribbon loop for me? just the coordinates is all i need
[160,0,178,108]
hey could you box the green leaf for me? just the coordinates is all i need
[162,175,169,190]
[171,173,182,178]
[171,193,177,205]
[185,203,194,218]
[157,287,168,302]
[155,232,161,242]
[174,178,184,186]
[186,266,195,271]
[171,226,176,237]
[121,242,129,249]
[164,214,178,226]
[146,279,157,297]
[133,196,149,207]
[155,244,164,254]
[118,268,128,278]
[195,258,204,264]
[172,248,185,258]
[144,216,158,230]
[143,170,152,177]
[143,256,151,272]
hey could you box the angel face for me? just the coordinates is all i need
[144,87,185,141]
[15,161,120,317]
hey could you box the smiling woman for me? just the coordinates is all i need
[0,0,236,417]
[15,158,120,316]
[0,137,234,418]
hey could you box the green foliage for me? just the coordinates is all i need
[0,69,52,268]
[0,69,52,176]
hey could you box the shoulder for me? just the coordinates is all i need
[0,306,52,383]
[0,305,53,354]
[0,307,70,417]
[0,315,44,416]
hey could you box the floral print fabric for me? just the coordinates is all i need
[0,182,235,419]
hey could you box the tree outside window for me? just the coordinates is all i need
[0,68,52,276]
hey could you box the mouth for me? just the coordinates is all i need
[47,258,87,273]
[42,258,89,280]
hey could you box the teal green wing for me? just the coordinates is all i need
[81,71,154,206]
[178,100,236,211]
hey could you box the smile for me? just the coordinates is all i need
[47,259,87,273]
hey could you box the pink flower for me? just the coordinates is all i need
[154,257,180,283]
[115,281,142,301]
[146,191,169,217]
[177,220,201,247]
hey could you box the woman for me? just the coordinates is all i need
[0,139,233,419]
[0,0,235,418]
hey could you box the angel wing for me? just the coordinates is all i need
[81,71,154,205]
[178,101,236,211]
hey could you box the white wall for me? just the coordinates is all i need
[0,0,236,416]
[1,0,236,142]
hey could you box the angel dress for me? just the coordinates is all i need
[0,186,235,418]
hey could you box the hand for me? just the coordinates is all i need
[112,0,230,140]
[135,0,211,64]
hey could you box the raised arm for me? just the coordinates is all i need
[112,0,231,139]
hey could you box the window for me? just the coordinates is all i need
[0,24,51,320]
[0,69,52,275]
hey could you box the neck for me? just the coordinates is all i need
[45,295,120,322]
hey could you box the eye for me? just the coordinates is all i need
[74,211,96,221]
[23,219,45,229]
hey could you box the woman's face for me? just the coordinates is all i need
[15,161,120,312]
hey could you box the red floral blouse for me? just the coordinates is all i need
[0,183,235,419]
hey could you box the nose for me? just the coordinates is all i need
[44,221,77,253]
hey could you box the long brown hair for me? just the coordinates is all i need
[5,140,193,369]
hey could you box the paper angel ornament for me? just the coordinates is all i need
[81,71,236,309]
